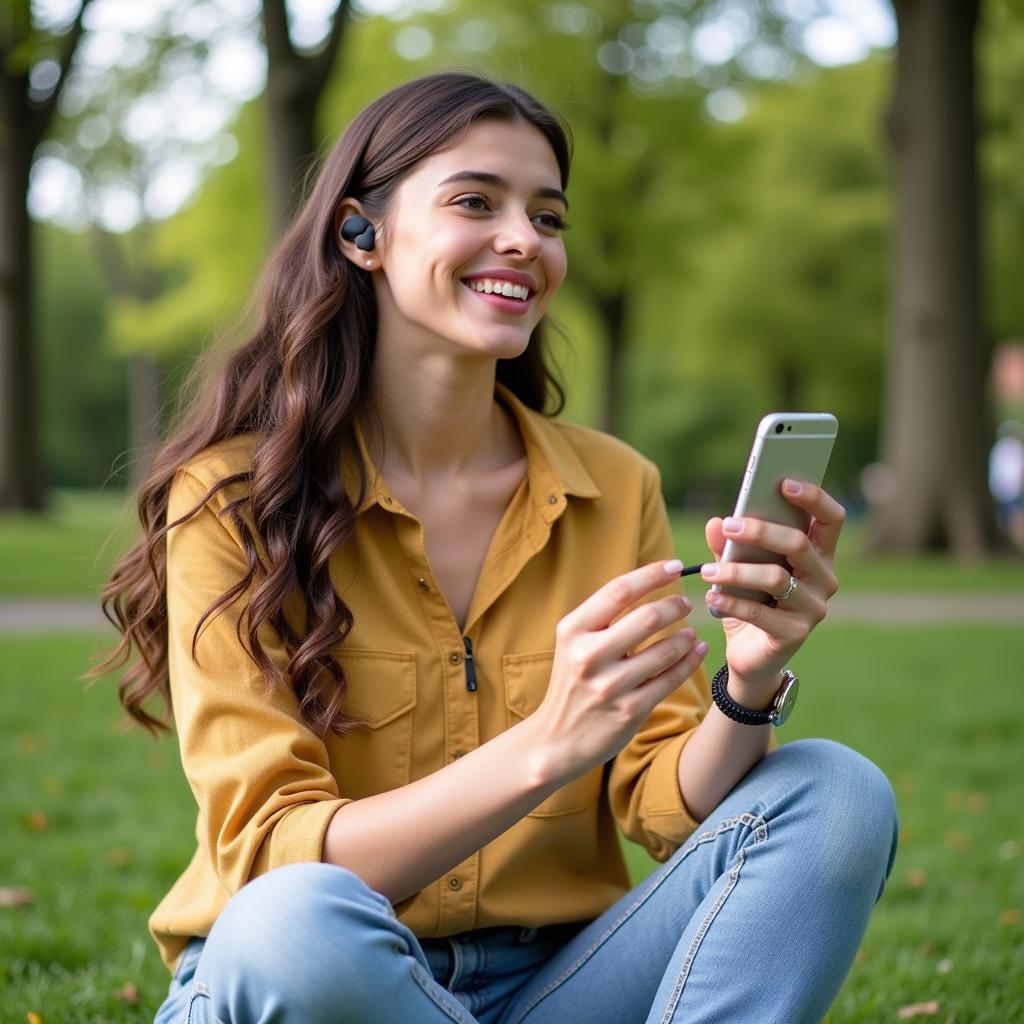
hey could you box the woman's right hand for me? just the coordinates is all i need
[529,560,708,785]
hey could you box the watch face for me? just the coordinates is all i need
[772,676,799,726]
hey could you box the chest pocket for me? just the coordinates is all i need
[327,649,417,800]
[504,650,603,817]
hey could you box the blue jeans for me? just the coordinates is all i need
[153,739,898,1024]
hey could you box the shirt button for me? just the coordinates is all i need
[449,652,462,665]
[547,494,558,505]
[417,578,429,591]
[448,877,462,891]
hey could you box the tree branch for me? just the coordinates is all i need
[310,0,352,94]
[28,0,93,151]
[262,0,297,70]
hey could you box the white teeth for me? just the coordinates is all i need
[466,278,531,300]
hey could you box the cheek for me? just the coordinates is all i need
[418,222,483,280]
[544,242,568,293]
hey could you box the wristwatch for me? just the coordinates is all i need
[711,664,799,727]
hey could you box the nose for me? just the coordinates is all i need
[493,211,542,261]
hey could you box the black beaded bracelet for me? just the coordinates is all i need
[711,663,776,726]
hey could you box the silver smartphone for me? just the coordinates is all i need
[709,412,839,618]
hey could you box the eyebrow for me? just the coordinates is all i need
[436,170,569,211]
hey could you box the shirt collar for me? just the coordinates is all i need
[345,381,602,514]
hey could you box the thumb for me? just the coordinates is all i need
[705,517,726,560]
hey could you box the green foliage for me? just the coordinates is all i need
[647,60,891,501]
[981,0,1024,342]
[106,101,270,358]
[35,223,128,488]
[30,0,1024,504]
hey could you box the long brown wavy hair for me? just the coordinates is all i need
[89,73,573,740]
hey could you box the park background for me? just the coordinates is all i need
[1,0,1023,1020]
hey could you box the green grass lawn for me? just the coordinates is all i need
[2,490,1023,598]
[1,626,1021,1022]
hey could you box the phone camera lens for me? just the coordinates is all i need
[775,423,784,434]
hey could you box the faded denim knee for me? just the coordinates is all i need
[194,862,412,1022]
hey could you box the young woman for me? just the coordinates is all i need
[98,72,898,1024]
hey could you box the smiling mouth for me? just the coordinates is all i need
[463,278,534,302]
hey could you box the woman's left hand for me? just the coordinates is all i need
[700,479,845,700]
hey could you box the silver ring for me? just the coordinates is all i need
[773,575,799,603]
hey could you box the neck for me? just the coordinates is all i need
[360,359,516,487]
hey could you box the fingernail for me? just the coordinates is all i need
[701,564,720,579]
[783,479,803,495]
[707,591,723,607]
[664,559,684,574]
[723,517,743,534]
[695,641,710,657]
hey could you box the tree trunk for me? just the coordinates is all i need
[262,0,352,235]
[0,0,91,510]
[598,291,626,435]
[870,0,1003,556]
[0,71,43,510]
[127,353,162,489]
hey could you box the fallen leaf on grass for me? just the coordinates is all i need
[115,982,139,1003]
[943,830,971,854]
[904,868,926,889]
[964,791,987,814]
[14,734,38,756]
[0,887,34,908]
[27,1013,42,1024]
[897,1000,940,1019]
[25,810,49,833]
[1000,908,1020,926]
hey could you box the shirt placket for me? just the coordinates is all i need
[379,492,482,933]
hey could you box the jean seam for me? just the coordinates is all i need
[505,812,766,1024]
[449,936,463,989]
[656,833,762,1024]
[410,958,477,1023]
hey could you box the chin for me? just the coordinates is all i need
[466,330,534,360]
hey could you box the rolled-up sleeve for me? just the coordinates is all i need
[166,468,352,894]
[608,461,711,861]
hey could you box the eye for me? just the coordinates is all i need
[532,211,570,233]
[453,193,491,212]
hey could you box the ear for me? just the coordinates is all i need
[334,199,379,270]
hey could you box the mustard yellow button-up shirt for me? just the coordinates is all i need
[149,382,711,973]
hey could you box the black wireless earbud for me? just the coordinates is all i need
[340,215,376,252]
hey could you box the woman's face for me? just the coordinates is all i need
[369,117,569,359]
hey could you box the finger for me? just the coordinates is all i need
[704,587,812,641]
[700,561,812,605]
[569,561,685,634]
[606,626,700,694]
[780,479,846,559]
[600,594,692,665]
[624,637,711,715]
[720,515,827,580]
[705,517,726,560]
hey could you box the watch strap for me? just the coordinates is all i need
[711,664,796,727]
